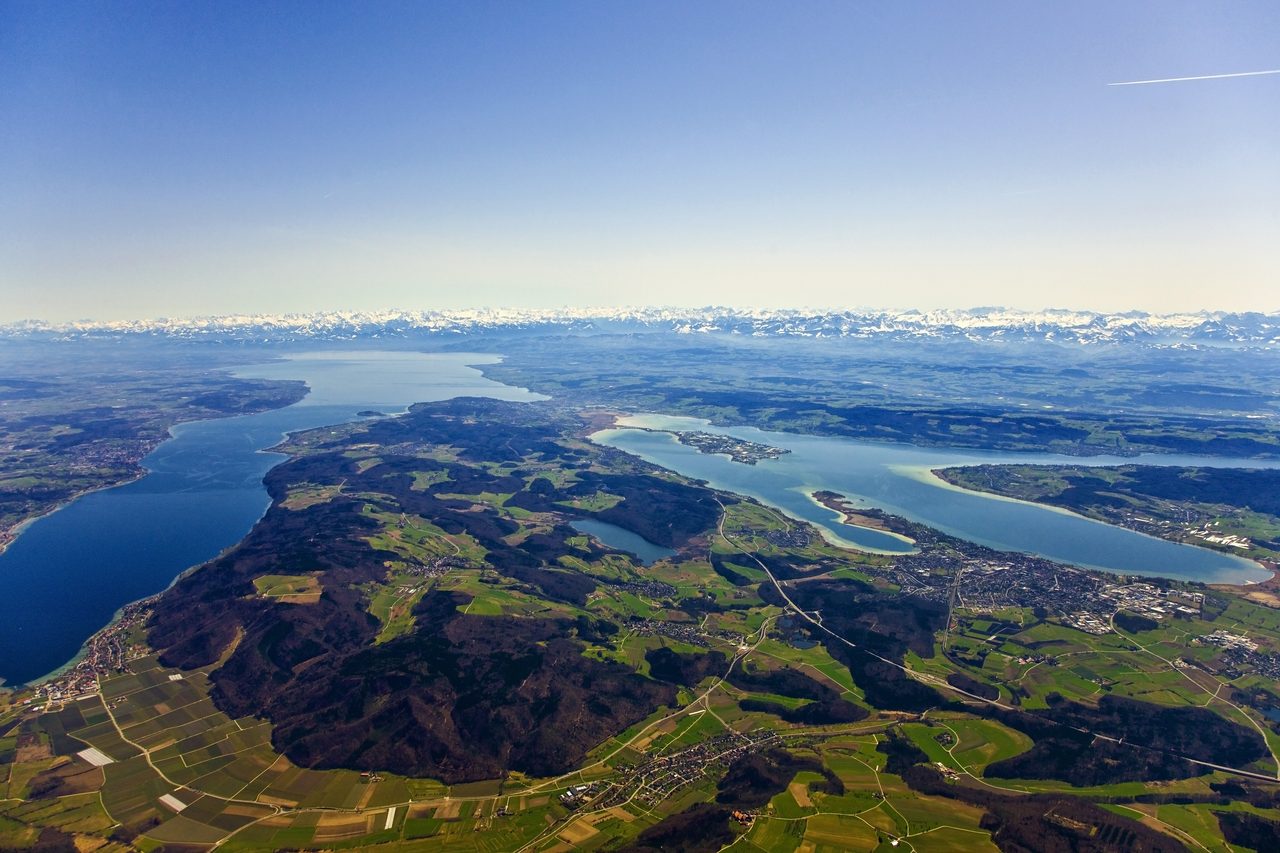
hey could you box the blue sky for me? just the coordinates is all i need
[2,1,1277,321]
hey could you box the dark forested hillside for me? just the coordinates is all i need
[148,399,720,781]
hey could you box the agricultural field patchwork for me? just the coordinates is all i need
[5,398,1280,850]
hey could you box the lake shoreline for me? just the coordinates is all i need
[809,489,917,545]
[592,411,1272,585]
[0,471,147,559]
[0,352,545,687]
[0,372,309,560]
[929,464,1280,588]
[1210,561,1280,607]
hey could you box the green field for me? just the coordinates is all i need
[8,394,1280,852]
[0,657,602,851]
[252,573,322,603]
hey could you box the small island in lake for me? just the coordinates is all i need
[674,430,789,464]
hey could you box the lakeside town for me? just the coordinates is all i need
[11,595,156,710]
[888,532,1211,628]
[806,490,1255,633]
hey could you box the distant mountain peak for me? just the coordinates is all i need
[4,307,1278,346]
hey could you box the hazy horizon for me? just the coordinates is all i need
[8,302,1279,328]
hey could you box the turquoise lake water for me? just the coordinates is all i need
[593,414,1276,586]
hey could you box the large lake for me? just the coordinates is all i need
[593,414,1276,586]
[3,358,1275,686]
[0,352,543,686]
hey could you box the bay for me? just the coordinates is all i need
[592,414,1277,585]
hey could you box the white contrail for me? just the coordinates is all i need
[1108,69,1280,86]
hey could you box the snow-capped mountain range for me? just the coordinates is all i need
[4,307,1280,346]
